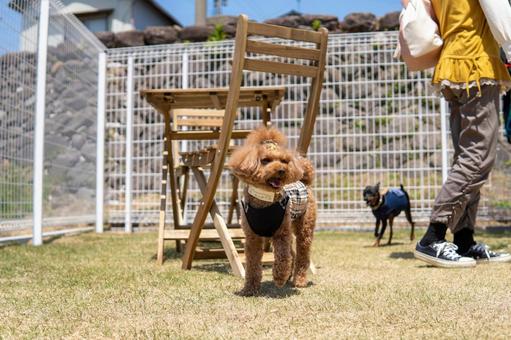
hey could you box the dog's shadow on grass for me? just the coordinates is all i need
[235,281,303,299]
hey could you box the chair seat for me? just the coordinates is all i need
[180,145,238,167]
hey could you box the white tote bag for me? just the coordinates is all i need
[479,0,511,60]
[401,0,443,57]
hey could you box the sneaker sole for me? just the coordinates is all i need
[414,250,476,268]
[476,255,511,264]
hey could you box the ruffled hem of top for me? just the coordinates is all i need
[433,78,511,96]
[432,54,511,93]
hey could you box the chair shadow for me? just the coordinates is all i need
[362,242,405,249]
[389,251,415,260]
[194,262,231,274]
[149,248,182,262]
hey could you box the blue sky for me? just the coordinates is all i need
[158,0,402,26]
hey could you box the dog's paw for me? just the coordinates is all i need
[274,278,288,288]
[372,239,380,247]
[292,277,309,288]
[236,287,259,297]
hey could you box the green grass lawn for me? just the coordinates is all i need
[1,230,511,339]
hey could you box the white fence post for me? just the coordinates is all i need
[440,97,449,183]
[125,56,134,233]
[96,51,107,233]
[32,0,50,246]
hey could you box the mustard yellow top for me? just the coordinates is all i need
[431,0,511,92]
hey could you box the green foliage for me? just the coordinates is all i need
[493,200,511,209]
[208,24,227,42]
[311,19,322,31]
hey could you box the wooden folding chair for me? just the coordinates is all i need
[181,15,328,272]
[142,86,285,275]
[169,109,242,252]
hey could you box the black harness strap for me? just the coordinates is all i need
[241,196,289,237]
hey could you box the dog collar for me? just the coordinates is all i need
[371,199,383,211]
[247,185,280,202]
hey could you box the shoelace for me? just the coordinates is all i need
[471,243,491,260]
[433,242,461,260]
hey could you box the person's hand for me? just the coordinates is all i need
[401,0,410,8]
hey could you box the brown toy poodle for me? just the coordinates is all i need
[228,126,317,296]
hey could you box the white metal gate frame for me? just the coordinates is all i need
[0,0,106,243]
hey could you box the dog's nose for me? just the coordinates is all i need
[278,170,285,177]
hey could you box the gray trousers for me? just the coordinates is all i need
[430,85,500,233]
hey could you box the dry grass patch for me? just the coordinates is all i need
[1,230,511,338]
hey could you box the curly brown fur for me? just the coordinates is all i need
[228,126,317,296]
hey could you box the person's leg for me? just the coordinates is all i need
[452,191,479,254]
[415,85,500,267]
[420,87,462,246]
[430,85,499,234]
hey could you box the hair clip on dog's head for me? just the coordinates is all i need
[262,140,278,151]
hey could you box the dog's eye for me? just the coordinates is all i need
[261,158,271,165]
[281,159,289,164]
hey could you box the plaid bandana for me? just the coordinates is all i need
[283,181,308,219]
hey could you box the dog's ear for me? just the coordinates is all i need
[376,182,380,191]
[228,145,260,178]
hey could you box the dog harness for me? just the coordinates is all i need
[242,181,308,237]
[372,188,409,220]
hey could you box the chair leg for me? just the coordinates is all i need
[157,134,170,265]
[191,167,245,277]
[227,175,239,225]
[176,240,183,253]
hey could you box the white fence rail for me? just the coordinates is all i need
[0,0,105,241]
[104,32,458,227]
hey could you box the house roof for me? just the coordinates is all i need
[145,0,181,27]
[8,0,182,27]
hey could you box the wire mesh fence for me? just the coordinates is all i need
[0,0,105,238]
[104,32,459,228]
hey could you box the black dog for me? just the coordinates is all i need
[363,183,415,246]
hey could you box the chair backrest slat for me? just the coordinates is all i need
[244,59,318,78]
[172,109,226,130]
[247,21,322,43]
[246,40,321,61]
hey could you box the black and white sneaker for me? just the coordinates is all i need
[414,241,476,268]
[461,243,511,263]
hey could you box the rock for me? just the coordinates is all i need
[144,26,178,45]
[81,142,96,162]
[207,15,238,27]
[71,134,86,149]
[342,153,374,170]
[378,11,400,31]
[302,14,338,25]
[95,31,117,48]
[179,26,215,42]
[340,12,377,32]
[54,152,80,168]
[76,187,95,200]
[116,30,145,47]
[264,16,302,28]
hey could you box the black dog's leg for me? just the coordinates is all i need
[374,218,381,238]
[401,186,415,241]
[374,219,387,247]
[387,216,394,245]
[374,220,387,247]
[405,206,415,241]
